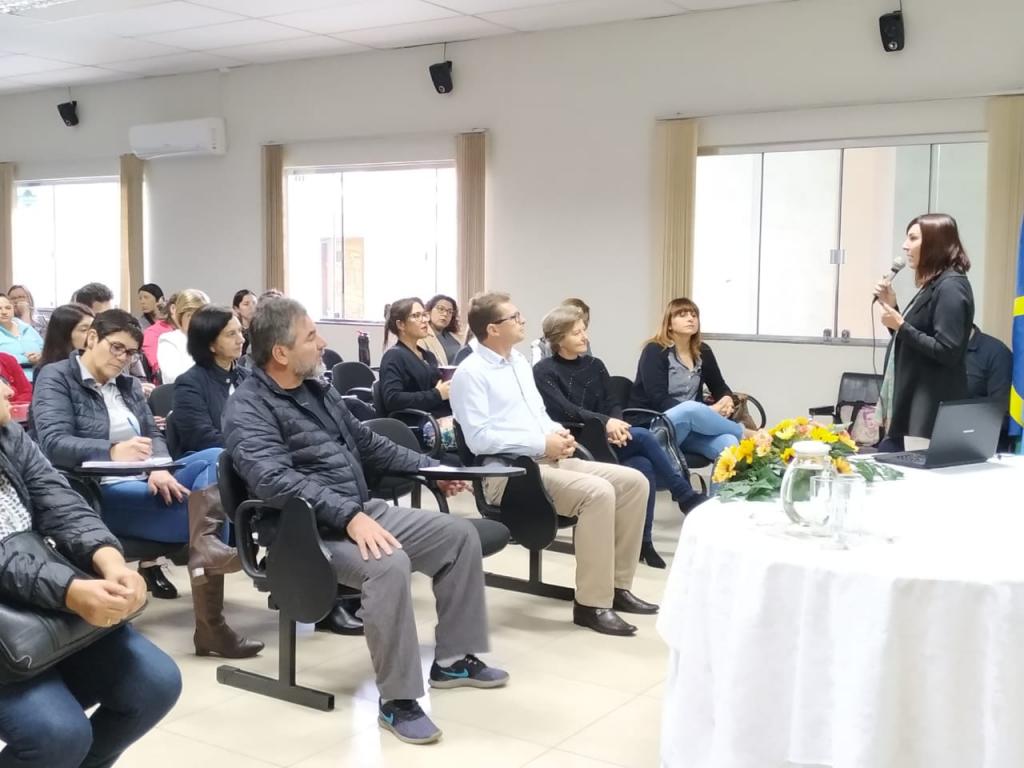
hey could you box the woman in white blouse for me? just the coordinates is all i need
[157,289,209,384]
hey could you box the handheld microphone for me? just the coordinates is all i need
[872,254,906,304]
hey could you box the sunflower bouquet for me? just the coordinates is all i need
[712,416,900,502]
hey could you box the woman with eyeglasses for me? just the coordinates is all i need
[630,298,751,462]
[421,294,467,365]
[157,289,210,384]
[7,284,48,335]
[31,311,234,620]
[0,293,44,381]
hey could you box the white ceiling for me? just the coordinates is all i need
[0,0,791,94]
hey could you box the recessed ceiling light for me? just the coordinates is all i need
[0,0,77,14]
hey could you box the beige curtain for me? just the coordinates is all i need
[119,154,144,314]
[983,96,1024,344]
[262,144,286,292]
[456,132,486,311]
[0,163,14,291]
[654,119,699,309]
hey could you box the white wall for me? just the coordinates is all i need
[2,0,1022,420]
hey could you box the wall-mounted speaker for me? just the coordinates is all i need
[429,61,453,95]
[879,11,905,52]
[57,100,79,126]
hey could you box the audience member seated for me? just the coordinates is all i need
[158,289,210,384]
[380,298,454,449]
[0,293,44,381]
[0,351,32,405]
[71,282,114,314]
[223,297,507,745]
[534,305,706,569]
[531,297,591,364]
[36,303,95,375]
[31,310,259,658]
[966,323,1013,447]
[232,289,258,356]
[137,283,164,330]
[0,380,181,767]
[630,298,749,461]
[142,293,175,383]
[451,291,657,637]
[421,294,467,365]
[7,284,48,335]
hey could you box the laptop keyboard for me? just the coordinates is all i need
[885,451,927,466]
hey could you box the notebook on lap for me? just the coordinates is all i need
[874,398,1003,470]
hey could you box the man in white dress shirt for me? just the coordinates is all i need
[451,292,656,636]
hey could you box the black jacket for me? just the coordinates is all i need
[378,343,449,417]
[32,354,168,469]
[629,342,732,414]
[884,269,975,439]
[223,367,435,534]
[169,363,246,456]
[0,423,122,613]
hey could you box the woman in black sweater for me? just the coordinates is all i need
[630,298,747,461]
[379,298,454,447]
[873,213,975,450]
[534,305,705,568]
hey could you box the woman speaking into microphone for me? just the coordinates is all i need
[873,213,974,451]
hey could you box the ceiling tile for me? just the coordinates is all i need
[0,77,35,93]
[0,28,185,65]
[425,0,568,13]
[70,1,245,36]
[673,0,782,8]
[9,0,164,22]
[0,54,77,76]
[480,0,685,31]
[103,50,244,74]
[268,0,457,34]
[208,34,364,63]
[139,18,309,50]
[337,15,509,48]
[10,65,128,85]
[188,0,355,18]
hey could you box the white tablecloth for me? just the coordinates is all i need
[657,456,1024,768]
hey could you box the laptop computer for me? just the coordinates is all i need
[874,398,1004,470]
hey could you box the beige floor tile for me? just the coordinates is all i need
[118,727,280,767]
[558,695,664,768]
[292,719,549,768]
[524,749,628,768]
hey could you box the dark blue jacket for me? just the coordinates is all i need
[629,342,731,415]
[378,342,448,416]
[31,354,167,469]
[169,363,245,457]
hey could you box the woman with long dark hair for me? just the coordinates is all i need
[36,303,95,373]
[232,289,257,355]
[873,213,975,449]
[421,294,466,365]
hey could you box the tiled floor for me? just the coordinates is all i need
[117,492,684,768]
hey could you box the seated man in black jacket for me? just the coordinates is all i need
[222,298,508,746]
[0,380,181,767]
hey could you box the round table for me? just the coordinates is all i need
[657,455,1024,768]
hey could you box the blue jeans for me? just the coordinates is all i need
[99,447,222,543]
[663,401,743,461]
[616,427,696,543]
[0,625,181,768]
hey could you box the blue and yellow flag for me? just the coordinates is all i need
[1011,215,1024,447]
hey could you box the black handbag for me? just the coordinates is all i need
[0,531,132,684]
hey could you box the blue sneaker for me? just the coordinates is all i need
[429,654,510,689]
[378,699,442,745]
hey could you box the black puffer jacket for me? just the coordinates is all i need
[223,367,435,533]
[169,363,246,457]
[0,422,122,612]
[32,353,168,469]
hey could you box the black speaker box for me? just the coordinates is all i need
[429,61,453,95]
[879,11,904,52]
[57,100,79,126]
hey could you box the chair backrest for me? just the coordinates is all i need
[148,383,175,418]
[363,417,421,453]
[331,361,375,395]
[322,348,342,370]
[371,381,386,416]
[217,451,248,524]
[606,376,633,411]
[453,346,474,365]
[340,395,376,421]
[165,417,181,459]
[573,416,619,464]
[837,372,883,406]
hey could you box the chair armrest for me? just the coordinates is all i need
[622,408,680,446]
[231,498,283,582]
[808,406,837,418]
[346,386,374,403]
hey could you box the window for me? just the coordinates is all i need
[693,140,987,341]
[12,178,121,309]
[285,164,457,322]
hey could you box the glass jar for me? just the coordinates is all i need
[779,440,834,527]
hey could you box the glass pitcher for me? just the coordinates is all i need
[779,440,834,527]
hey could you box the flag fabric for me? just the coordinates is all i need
[1010,215,1024,450]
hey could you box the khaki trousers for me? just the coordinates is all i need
[486,458,647,608]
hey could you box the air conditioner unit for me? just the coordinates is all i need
[128,117,227,160]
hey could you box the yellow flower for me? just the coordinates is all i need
[838,432,858,451]
[834,457,853,474]
[712,451,738,483]
[781,447,795,463]
[776,426,795,441]
[736,439,755,463]
[795,416,809,426]
[810,426,839,444]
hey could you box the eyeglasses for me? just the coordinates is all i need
[494,312,524,326]
[407,312,429,321]
[105,339,141,365]
[433,306,454,316]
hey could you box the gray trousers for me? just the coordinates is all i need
[322,499,490,700]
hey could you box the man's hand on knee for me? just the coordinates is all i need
[346,511,403,561]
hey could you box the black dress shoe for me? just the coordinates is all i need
[678,491,708,515]
[612,588,659,615]
[140,564,178,600]
[639,541,666,569]
[572,603,636,636]
[316,601,365,636]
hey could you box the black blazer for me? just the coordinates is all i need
[884,269,974,439]
[378,342,450,417]
[629,341,732,415]
[169,363,246,457]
